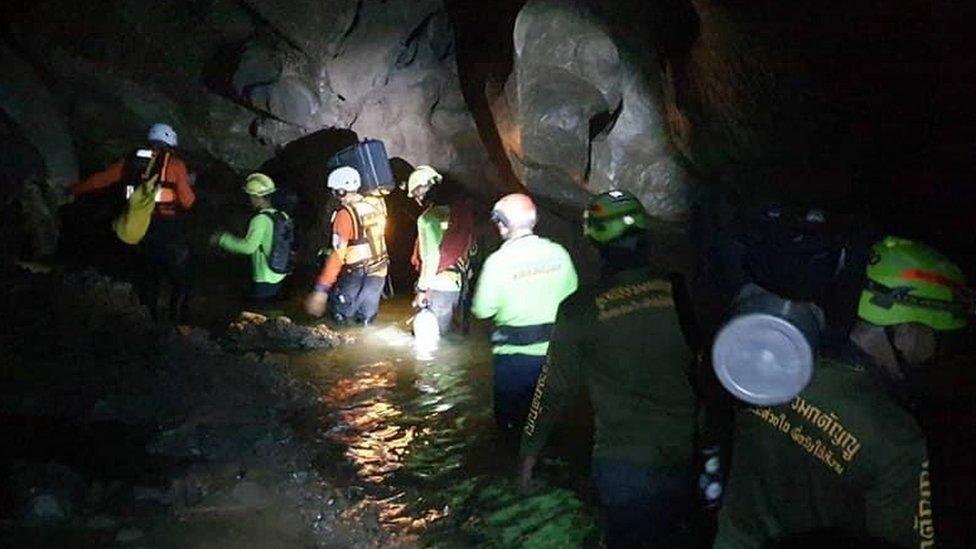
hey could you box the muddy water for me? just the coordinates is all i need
[290,297,601,547]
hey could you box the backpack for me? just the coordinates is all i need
[736,206,842,302]
[113,149,166,245]
[113,172,159,245]
[259,210,296,274]
[270,187,300,215]
[121,148,173,205]
[327,139,394,196]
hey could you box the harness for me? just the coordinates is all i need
[342,197,389,274]
[123,149,178,215]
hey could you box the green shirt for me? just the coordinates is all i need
[218,209,287,284]
[520,268,697,466]
[416,204,461,292]
[715,357,933,549]
[471,234,577,356]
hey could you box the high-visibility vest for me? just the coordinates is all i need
[123,149,179,216]
[342,196,388,271]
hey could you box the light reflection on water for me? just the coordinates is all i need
[323,361,416,483]
[292,298,598,546]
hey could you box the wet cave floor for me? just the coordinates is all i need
[208,267,605,547]
[286,297,601,547]
[0,259,603,548]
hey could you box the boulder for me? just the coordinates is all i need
[226,311,350,351]
[10,462,86,526]
[494,0,692,218]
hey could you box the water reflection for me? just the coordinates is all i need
[293,298,599,545]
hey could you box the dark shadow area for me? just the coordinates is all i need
[443,0,525,193]
[0,110,45,259]
[254,127,359,263]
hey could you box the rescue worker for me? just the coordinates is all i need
[71,123,195,323]
[305,166,389,325]
[210,173,290,301]
[715,236,971,548]
[471,193,577,436]
[407,165,476,334]
[519,190,697,548]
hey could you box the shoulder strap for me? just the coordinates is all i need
[159,151,171,182]
[257,210,279,258]
[343,203,362,240]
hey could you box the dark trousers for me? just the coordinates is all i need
[428,289,460,334]
[138,218,191,323]
[492,353,545,433]
[330,270,385,323]
[248,281,282,302]
[591,458,693,549]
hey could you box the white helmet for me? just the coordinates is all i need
[327,166,361,193]
[147,123,178,147]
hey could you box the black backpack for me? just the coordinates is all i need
[260,210,296,274]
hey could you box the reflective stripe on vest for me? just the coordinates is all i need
[123,151,177,207]
[490,323,555,346]
[343,197,388,268]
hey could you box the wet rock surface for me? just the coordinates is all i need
[0,263,392,547]
[0,0,495,189]
[226,311,353,352]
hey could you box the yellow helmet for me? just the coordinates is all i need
[243,172,276,196]
[407,165,442,198]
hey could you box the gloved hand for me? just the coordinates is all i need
[412,290,430,309]
[305,290,329,317]
[208,231,224,247]
[698,445,723,510]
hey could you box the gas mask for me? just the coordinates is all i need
[712,284,825,406]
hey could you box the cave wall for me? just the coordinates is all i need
[0,0,970,266]
[1,0,494,178]
[0,0,500,262]
[490,0,692,219]
[481,0,971,248]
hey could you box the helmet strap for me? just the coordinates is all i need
[880,325,930,410]
[881,325,909,382]
[867,279,967,317]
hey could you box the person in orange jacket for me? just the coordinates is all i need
[71,123,196,323]
[305,166,389,325]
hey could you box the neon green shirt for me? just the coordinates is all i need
[417,204,461,292]
[218,209,287,284]
[471,234,578,355]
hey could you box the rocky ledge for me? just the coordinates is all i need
[0,263,397,548]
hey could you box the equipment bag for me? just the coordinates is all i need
[260,210,296,274]
[113,151,163,245]
[113,173,159,245]
[327,139,394,195]
[727,205,842,302]
[122,148,175,207]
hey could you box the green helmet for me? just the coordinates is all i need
[583,189,649,243]
[243,172,276,196]
[858,236,971,331]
